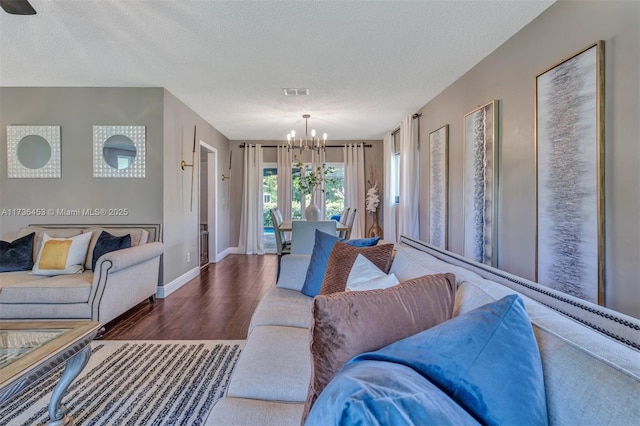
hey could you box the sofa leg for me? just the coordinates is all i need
[149,295,156,303]
[94,326,106,340]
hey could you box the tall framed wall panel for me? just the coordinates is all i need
[428,124,448,249]
[463,100,499,267]
[536,41,605,304]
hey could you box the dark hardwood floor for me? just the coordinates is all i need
[100,254,278,340]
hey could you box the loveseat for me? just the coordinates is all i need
[0,224,163,325]
[206,235,640,425]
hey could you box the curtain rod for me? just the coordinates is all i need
[391,112,422,136]
[239,143,373,148]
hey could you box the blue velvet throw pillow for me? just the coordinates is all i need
[306,360,480,426]
[306,294,548,426]
[300,230,380,297]
[0,232,35,272]
[91,231,132,271]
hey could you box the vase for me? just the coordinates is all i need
[367,209,383,238]
[305,203,321,221]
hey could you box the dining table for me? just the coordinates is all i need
[278,219,349,233]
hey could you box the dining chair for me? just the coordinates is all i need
[290,221,338,255]
[338,207,350,238]
[342,208,357,240]
[273,208,284,225]
[270,209,291,278]
[339,207,351,225]
[270,207,289,243]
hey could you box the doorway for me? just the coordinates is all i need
[199,142,218,264]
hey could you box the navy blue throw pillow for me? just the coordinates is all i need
[300,230,380,297]
[92,231,131,270]
[0,232,35,272]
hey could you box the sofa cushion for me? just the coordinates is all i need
[248,287,313,334]
[0,232,35,272]
[205,397,304,426]
[346,254,399,291]
[83,227,149,269]
[390,244,483,284]
[343,294,549,426]
[319,242,394,295]
[304,273,456,420]
[17,227,83,262]
[32,232,92,276]
[227,325,311,402]
[0,271,93,303]
[91,231,131,271]
[306,360,480,426]
[300,231,380,297]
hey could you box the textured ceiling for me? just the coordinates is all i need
[0,0,554,140]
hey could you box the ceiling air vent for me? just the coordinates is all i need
[283,88,310,96]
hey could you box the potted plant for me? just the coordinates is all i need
[294,162,335,220]
[366,181,382,237]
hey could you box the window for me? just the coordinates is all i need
[263,166,277,228]
[324,163,344,219]
[117,155,132,169]
[292,162,344,219]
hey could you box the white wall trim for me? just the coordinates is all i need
[157,266,200,298]
[214,246,238,263]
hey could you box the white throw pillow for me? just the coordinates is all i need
[32,232,92,276]
[346,254,400,291]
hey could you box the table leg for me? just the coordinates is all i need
[47,345,92,426]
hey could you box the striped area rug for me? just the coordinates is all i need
[0,340,244,425]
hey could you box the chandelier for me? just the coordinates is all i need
[287,114,327,153]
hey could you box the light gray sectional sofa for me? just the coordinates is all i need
[207,236,640,425]
[0,224,163,325]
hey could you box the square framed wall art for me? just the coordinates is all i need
[536,41,605,304]
[463,100,499,267]
[6,125,61,178]
[428,124,448,249]
[93,125,146,178]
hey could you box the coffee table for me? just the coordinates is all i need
[0,321,101,425]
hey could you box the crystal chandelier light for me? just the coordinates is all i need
[287,114,327,153]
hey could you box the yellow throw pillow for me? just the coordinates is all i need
[38,239,72,270]
[32,232,92,276]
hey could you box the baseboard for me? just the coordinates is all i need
[214,246,238,263]
[156,266,200,298]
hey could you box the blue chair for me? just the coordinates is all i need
[291,221,338,255]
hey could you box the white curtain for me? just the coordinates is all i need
[276,146,293,221]
[398,116,420,239]
[382,131,397,242]
[238,144,264,255]
[311,149,327,220]
[343,143,366,239]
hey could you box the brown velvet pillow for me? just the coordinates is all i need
[303,272,457,421]
[319,242,394,295]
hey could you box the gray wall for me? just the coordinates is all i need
[0,87,232,288]
[416,0,639,318]
[162,90,231,285]
[228,139,383,244]
[0,87,164,240]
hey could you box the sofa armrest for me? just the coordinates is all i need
[90,242,164,323]
[94,242,164,273]
[276,255,311,291]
